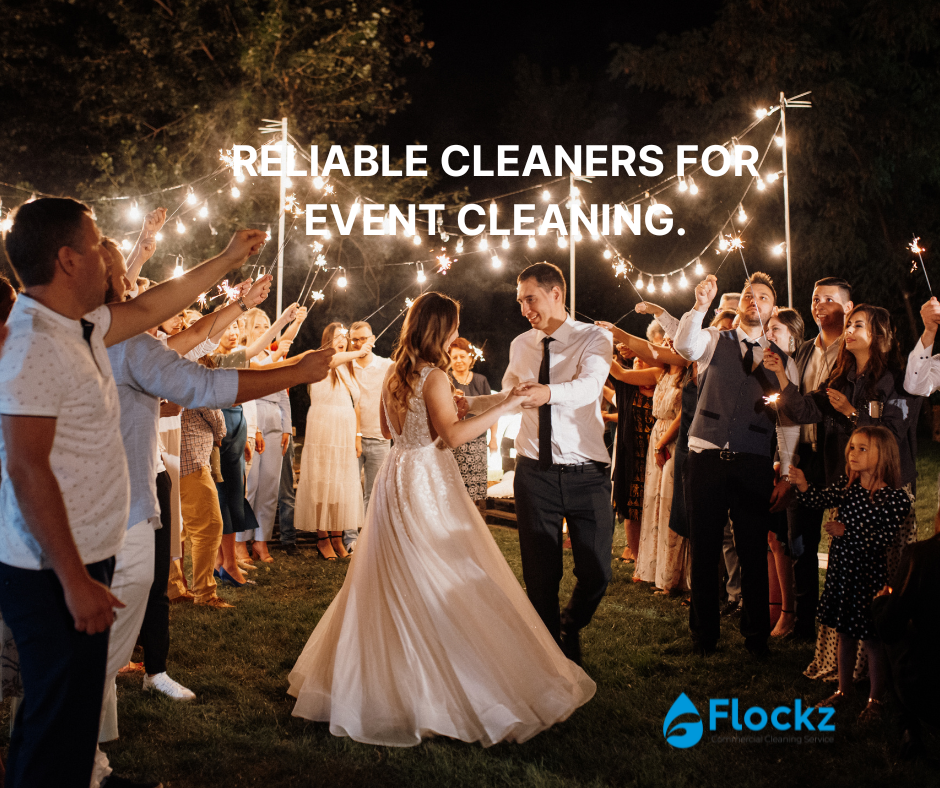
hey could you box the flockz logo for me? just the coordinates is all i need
[663,693,835,748]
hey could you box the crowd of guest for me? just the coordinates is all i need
[0,194,937,787]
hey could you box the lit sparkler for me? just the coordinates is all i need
[468,343,485,363]
[436,254,453,274]
[197,292,209,309]
[910,236,932,295]
[310,290,325,302]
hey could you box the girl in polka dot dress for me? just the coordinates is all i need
[788,426,910,725]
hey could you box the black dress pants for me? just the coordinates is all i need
[140,471,172,675]
[787,442,826,638]
[513,457,615,642]
[686,451,774,650]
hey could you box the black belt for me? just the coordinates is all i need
[517,456,608,474]
[699,449,769,462]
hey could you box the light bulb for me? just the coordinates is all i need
[756,179,765,191]
[538,224,547,235]
[186,189,197,206]
[678,176,687,193]
[636,275,644,291]
[542,190,551,201]
[479,236,488,250]
[121,239,133,251]
[679,272,688,288]
[527,237,536,248]
[416,265,426,283]
[558,235,567,248]
[491,254,502,269]
[772,243,785,255]
[413,234,421,246]
[775,136,784,147]
[767,172,779,182]
[128,201,141,220]
[689,176,699,195]
[756,108,768,118]
[176,219,186,234]
[603,249,612,259]
[647,278,655,293]
[236,172,245,183]
[337,270,348,288]
[573,231,582,242]
[198,202,209,218]
[738,206,747,222]
[456,238,464,253]
[231,186,240,198]
[719,238,729,251]
[172,261,184,278]
[313,175,324,189]
[662,277,672,293]
[695,260,704,275]
[155,232,163,241]
[501,237,509,249]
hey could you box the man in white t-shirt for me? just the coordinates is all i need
[0,197,272,788]
[347,320,392,552]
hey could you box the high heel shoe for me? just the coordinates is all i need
[218,567,255,587]
[317,536,337,561]
[251,544,274,564]
[771,610,796,638]
[330,532,349,559]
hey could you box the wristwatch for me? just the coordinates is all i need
[237,297,249,312]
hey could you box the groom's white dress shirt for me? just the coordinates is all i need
[502,317,612,465]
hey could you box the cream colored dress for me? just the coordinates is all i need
[295,365,363,534]
[288,367,595,746]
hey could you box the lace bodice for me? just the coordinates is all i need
[382,366,438,450]
[652,369,683,422]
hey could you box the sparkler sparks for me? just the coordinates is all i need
[405,297,414,309]
[219,149,235,170]
[468,343,485,363]
[197,292,209,309]
[216,279,240,303]
[763,393,780,406]
[436,254,453,274]
[309,290,325,302]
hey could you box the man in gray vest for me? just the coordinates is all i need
[674,272,800,657]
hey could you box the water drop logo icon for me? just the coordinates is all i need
[664,693,704,748]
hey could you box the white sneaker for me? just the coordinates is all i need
[143,672,196,701]
[346,541,357,554]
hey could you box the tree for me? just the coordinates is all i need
[609,0,940,340]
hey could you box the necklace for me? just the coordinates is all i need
[453,369,473,385]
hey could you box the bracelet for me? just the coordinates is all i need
[654,446,664,454]
[356,432,363,437]
[237,297,249,312]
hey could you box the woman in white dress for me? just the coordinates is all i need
[294,322,369,560]
[288,292,595,747]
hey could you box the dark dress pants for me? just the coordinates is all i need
[139,471,172,675]
[787,442,826,638]
[217,405,249,534]
[686,451,774,650]
[278,436,297,545]
[0,556,115,788]
[513,457,615,642]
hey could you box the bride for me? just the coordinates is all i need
[288,292,595,747]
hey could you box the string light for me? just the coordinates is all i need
[695,259,704,275]
[337,267,348,288]
[603,249,612,259]
[416,262,426,283]
[558,235,567,248]
[737,205,747,222]
[155,232,164,242]
[456,238,464,253]
[688,176,699,195]
[413,234,421,246]
[199,202,209,218]
[231,186,240,198]
[775,136,784,147]
[542,190,551,201]
[491,254,502,269]
[767,171,780,182]
[662,277,672,293]
[172,256,184,278]
[128,201,141,220]
[756,178,765,191]
[175,219,186,234]
[501,237,509,249]
[772,243,785,255]
[121,239,133,251]
[678,176,688,193]
[756,108,768,118]
[718,237,729,251]
[527,237,536,248]
[186,188,197,206]
[636,274,644,291]
[679,271,688,288]
[313,175,325,189]
[236,172,246,183]
[479,235,488,250]
[647,277,656,293]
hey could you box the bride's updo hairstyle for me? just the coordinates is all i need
[388,292,460,410]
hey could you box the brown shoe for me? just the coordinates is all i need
[857,698,885,726]
[196,596,234,609]
[169,592,195,605]
[814,689,853,710]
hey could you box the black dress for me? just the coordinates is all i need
[450,371,492,501]
[796,477,910,640]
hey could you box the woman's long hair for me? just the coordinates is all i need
[845,425,901,498]
[322,322,355,387]
[388,292,460,411]
[772,307,805,354]
[240,308,271,349]
[827,305,901,400]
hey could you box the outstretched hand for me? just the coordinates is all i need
[243,275,272,306]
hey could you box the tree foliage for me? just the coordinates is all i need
[609,0,940,338]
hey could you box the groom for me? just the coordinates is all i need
[503,262,615,665]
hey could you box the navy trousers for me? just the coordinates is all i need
[217,405,249,534]
[140,471,172,674]
[0,556,115,788]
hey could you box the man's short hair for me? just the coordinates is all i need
[743,272,776,303]
[719,292,741,305]
[349,320,373,335]
[813,276,852,304]
[2,198,93,288]
[517,261,567,300]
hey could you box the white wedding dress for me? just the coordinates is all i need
[288,366,595,747]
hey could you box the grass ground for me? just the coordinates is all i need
[2,446,938,788]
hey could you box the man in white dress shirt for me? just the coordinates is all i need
[673,272,799,658]
[506,262,614,666]
[904,296,940,397]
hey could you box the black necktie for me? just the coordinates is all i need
[742,339,759,374]
[539,336,554,470]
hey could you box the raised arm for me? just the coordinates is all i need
[673,275,718,362]
[904,297,940,396]
[244,303,298,361]
[124,208,167,283]
[269,306,308,362]
[596,322,688,369]
[424,368,522,449]
[104,229,267,347]
[608,361,661,387]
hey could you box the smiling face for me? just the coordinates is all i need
[766,316,792,352]
[844,310,872,353]
[737,283,775,328]
[450,346,471,375]
[516,277,565,333]
[160,312,186,335]
[812,285,851,333]
[219,321,241,351]
[847,433,877,475]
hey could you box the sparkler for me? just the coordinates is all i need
[436,254,453,274]
[468,343,485,363]
[197,292,209,310]
[909,236,932,295]
[763,393,780,407]
[373,304,409,342]
[310,290,325,302]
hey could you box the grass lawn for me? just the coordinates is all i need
[2,447,938,788]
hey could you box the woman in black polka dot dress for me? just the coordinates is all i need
[788,426,910,725]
